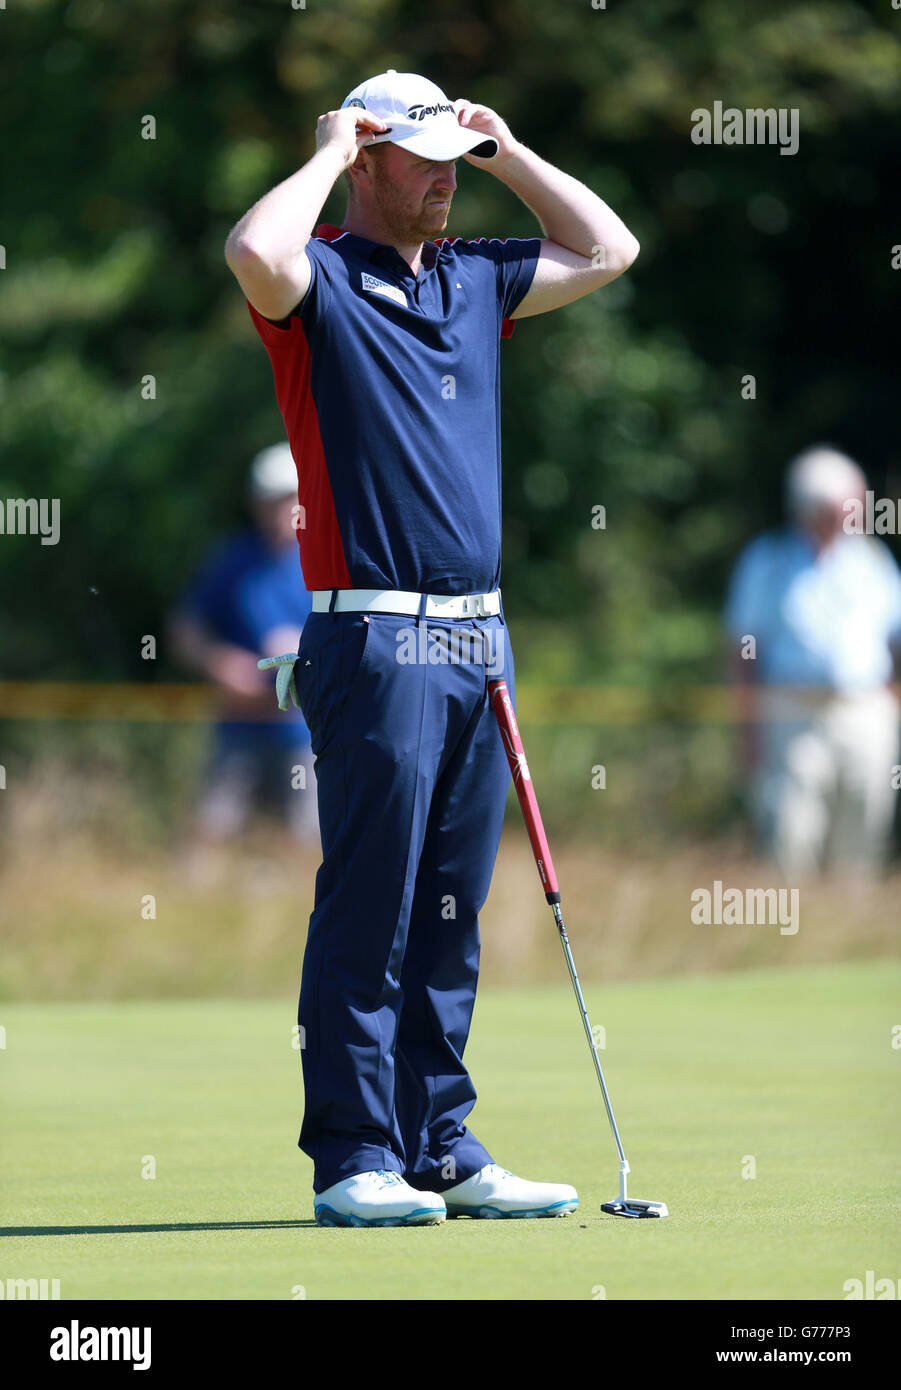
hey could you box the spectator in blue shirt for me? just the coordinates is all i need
[725,445,901,876]
[169,443,317,844]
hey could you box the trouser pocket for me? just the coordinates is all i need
[298,613,373,754]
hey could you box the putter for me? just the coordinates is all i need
[489,678,668,1219]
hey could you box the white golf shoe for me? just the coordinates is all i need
[314,1169,447,1228]
[443,1163,579,1219]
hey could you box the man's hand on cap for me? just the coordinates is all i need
[454,100,517,164]
[315,107,388,169]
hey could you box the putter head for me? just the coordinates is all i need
[601,1198,669,1219]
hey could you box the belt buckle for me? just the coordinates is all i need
[460,594,488,618]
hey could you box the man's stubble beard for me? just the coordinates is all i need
[373,170,450,245]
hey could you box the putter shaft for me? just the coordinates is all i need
[550,899,630,1196]
[489,677,667,1216]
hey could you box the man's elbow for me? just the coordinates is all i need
[585,233,639,286]
[224,234,283,309]
[609,233,640,274]
[225,229,257,276]
[225,220,284,281]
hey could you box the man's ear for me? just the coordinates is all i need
[347,143,381,193]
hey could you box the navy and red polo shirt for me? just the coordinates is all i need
[247,223,541,596]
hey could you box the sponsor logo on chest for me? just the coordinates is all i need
[361,272,408,308]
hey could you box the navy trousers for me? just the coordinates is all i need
[292,600,514,1194]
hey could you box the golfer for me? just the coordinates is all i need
[225,70,639,1225]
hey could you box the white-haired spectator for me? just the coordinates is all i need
[725,444,901,876]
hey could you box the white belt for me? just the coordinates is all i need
[311,588,501,619]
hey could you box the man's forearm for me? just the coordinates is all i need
[490,142,638,268]
[225,144,345,266]
[168,613,219,678]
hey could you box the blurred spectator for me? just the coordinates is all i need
[168,443,317,844]
[725,445,901,876]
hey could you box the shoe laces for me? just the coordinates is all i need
[373,1169,403,1189]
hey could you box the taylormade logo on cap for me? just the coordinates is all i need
[407,102,455,121]
[341,70,498,161]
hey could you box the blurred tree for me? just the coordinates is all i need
[1,0,898,693]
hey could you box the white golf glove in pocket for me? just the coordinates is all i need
[257,653,300,711]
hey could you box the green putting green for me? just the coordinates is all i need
[1,960,898,1300]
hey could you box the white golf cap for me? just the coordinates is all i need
[786,444,866,513]
[249,442,297,500]
[341,70,498,161]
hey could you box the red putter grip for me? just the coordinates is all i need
[488,679,560,901]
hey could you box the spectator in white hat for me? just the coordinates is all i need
[168,443,318,847]
[725,444,901,876]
